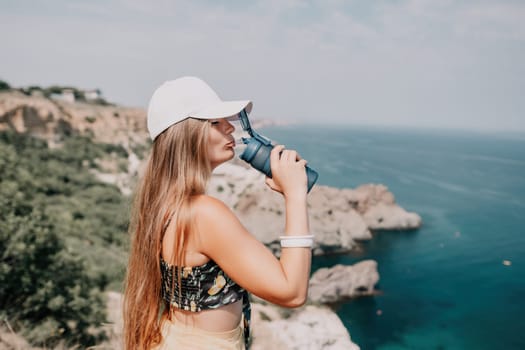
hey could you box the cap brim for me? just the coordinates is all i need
[191,100,252,120]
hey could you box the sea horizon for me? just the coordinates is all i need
[258,119,525,140]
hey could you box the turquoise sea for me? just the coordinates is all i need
[260,125,525,350]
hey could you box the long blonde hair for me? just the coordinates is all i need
[123,118,211,349]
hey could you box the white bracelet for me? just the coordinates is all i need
[279,235,314,240]
[280,237,314,248]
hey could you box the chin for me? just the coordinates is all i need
[211,152,235,169]
[223,148,235,161]
[221,154,235,165]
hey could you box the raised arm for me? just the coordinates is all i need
[196,146,311,307]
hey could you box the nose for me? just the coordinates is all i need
[225,120,235,134]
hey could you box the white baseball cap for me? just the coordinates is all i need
[147,76,253,140]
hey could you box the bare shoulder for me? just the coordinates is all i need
[191,194,234,219]
[190,195,241,233]
[191,195,249,252]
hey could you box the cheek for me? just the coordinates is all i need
[206,143,216,160]
[208,129,220,145]
[207,133,222,158]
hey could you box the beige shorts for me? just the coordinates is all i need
[152,316,245,350]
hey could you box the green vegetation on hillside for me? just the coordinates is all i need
[0,131,131,347]
[0,79,10,91]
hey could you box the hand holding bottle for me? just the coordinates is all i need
[265,145,308,199]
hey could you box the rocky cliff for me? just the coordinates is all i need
[0,90,147,146]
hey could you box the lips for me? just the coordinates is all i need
[225,139,235,148]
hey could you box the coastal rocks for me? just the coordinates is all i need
[309,260,380,304]
[209,165,364,254]
[353,184,396,211]
[363,202,422,230]
[307,186,372,254]
[209,164,421,256]
[251,303,360,350]
[352,184,422,229]
[250,260,379,348]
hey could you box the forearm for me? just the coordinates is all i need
[279,195,311,304]
[284,194,309,235]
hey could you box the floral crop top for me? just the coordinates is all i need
[160,257,251,348]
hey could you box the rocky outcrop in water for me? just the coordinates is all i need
[309,260,380,304]
[250,260,380,349]
[209,163,422,256]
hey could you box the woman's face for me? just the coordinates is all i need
[207,118,236,169]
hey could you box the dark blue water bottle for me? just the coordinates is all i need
[237,110,318,193]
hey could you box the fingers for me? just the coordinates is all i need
[271,145,306,165]
[282,150,297,162]
[268,145,308,196]
[270,145,285,172]
[297,159,307,167]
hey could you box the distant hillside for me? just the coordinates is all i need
[0,90,277,147]
[0,90,148,146]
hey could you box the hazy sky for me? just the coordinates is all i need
[1,0,524,131]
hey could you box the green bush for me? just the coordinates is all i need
[0,130,131,346]
[0,209,106,346]
[0,79,11,91]
[130,140,151,160]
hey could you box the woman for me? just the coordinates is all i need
[123,77,312,349]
